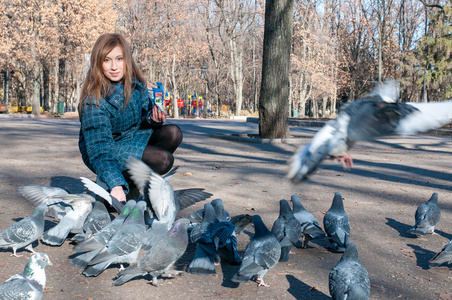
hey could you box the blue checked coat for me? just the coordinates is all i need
[79,80,157,193]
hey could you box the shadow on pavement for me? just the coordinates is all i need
[286,275,330,299]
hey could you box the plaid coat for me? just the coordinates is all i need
[79,81,156,193]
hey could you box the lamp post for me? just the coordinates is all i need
[190,65,208,118]
[414,62,435,103]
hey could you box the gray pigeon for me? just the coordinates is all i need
[71,200,137,269]
[323,192,350,252]
[191,198,230,222]
[0,252,52,300]
[126,157,212,230]
[288,81,452,182]
[82,201,147,277]
[231,215,281,287]
[0,204,48,257]
[407,193,441,236]
[329,243,370,300]
[186,203,237,275]
[113,218,190,286]
[429,239,452,268]
[18,185,70,221]
[41,194,95,246]
[291,195,325,248]
[271,200,302,262]
[71,201,112,242]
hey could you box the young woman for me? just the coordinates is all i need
[78,33,182,203]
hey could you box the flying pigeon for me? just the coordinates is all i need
[329,243,370,300]
[231,215,281,287]
[291,195,325,248]
[429,239,452,268]
[71,201,112,242]
[82,201,147,277]
[0,204,48,257]
[41,194,95,246]
[288,80,452,182]
[113,218,191,286]
[71,200,137,269]
[80,177,125,213]
[0,253,52,300]
[323,192,350,252]
[126,157,212,230]
[271,200,302,262]
[186,203,237,275]
[407,193,441,236]
[18,185,70,221]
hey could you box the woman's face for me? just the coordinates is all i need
[102,45,124,82]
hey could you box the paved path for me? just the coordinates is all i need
[0,117,451,300]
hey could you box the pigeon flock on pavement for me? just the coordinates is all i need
[0,81,451,299]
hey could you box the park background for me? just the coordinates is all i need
[1,0,452,119]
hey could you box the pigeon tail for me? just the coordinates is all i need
[279,247,291,262]
[113,272,144,286]
[71,249,101,269]
[82,259,113,277]
[42,227,71,246]
[407,228,427,236]
[186,244,216,275]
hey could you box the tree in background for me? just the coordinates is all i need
[258,0,293,138]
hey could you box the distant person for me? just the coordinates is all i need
[78,33,182,203]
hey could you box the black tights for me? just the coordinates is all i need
[142,124,183,175]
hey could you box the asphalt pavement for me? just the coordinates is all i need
[0,116,451,300]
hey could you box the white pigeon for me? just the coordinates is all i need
[0,253,52,300]
[0,204,48,257]
[126,156,212,230]
[41,194,95,246]
[288,80,452,182]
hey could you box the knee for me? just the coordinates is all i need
[158,151,174,174]
[165,124,183,146]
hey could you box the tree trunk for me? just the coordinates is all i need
[171,52,179,119]
[259,0,293,139]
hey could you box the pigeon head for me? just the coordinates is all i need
[428,193,439,205]
[252,215,270,237]
[290,195,306,213]
[339,243,359,263]
[211,198,225,216]
[202,203,218,224]
[22,253,52,289]
[169,218,190,238]
[279,200,293,220]
[331,192,345,211]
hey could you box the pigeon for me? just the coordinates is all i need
[407,193,441,236]
[71,200,137,269]
[291,195,325,248]
[323,192,350,252]
[231,215,281,287]
[0,204,48,257]
[186,203,237,275]
[18,185,70,221]
[329,243,370,300]
[191,198,230,222]
[82,201,147,277]
[288,80,452,182]
[71,201,112,242]
[429,239,452,268]
[80,177,125,213]
[0,252,52,300]
[271,200,302,261]
[113,218,191,286]
[41,194,95,246]
[126,156,212,230]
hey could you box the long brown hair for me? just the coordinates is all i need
[78,33,146,112]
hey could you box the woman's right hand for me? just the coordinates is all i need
[110,185,126,203]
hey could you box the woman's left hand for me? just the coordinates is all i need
[150,105,166,124]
